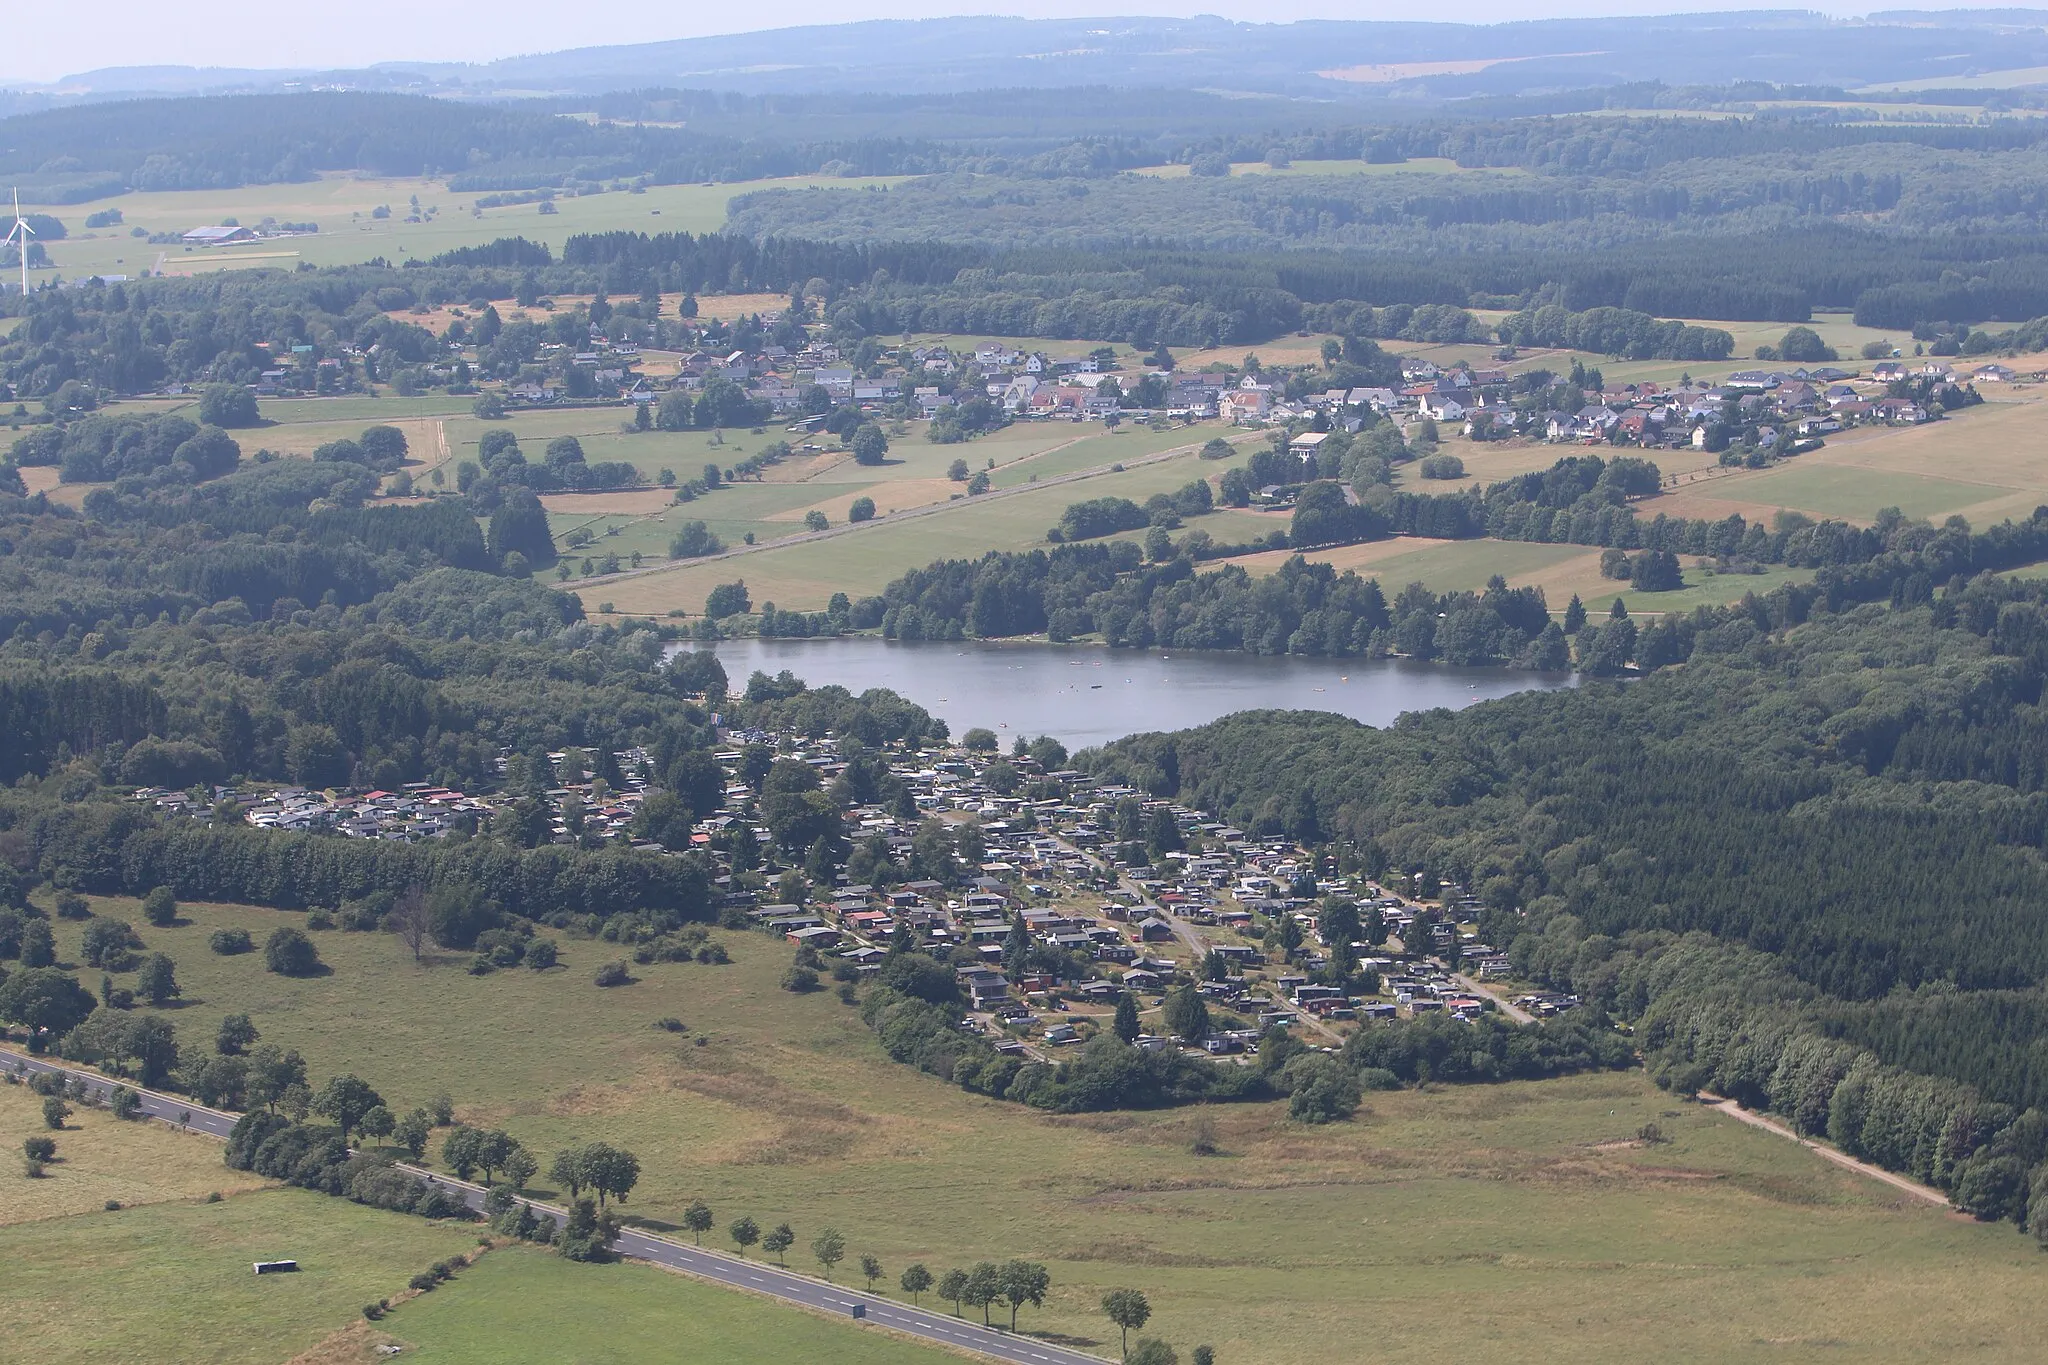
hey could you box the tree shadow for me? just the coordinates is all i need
[1026,1331,1107,1350]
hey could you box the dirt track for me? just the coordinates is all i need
[1702,1095,1951,1207]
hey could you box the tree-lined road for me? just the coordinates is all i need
[0,1048,1112,1365]
[3,1049,239,1137]
[401,1165,1111,1365]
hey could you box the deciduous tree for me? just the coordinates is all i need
[1103,1288,1152,1357]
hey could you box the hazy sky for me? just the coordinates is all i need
[5,2,2013,85]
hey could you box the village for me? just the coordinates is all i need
[194,278,2015,478]
[129,719,1575,1060]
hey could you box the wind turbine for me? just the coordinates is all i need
[5,189,34,296]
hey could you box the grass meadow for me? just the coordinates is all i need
[0,1185,478,1365]
[381,1245,963,1365]
[0,1079,267,1224]
[37,892,2048,1365]
[584,428,1250,614]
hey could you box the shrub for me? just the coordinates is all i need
[264,926,322,977]
[23,1136,55,1161]
[594,960,630,987]
[140,887,177,926]
[780,965,821,993]
[210,927,253,955]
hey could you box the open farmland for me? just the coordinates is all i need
[0,1185,478,1365]
[20,172,907,281]
[0,1079,267,1224]
[33,892,2048,1365]
[379,1245,964,1365]
[1639,396,2048,527]
[582,427,1250,614]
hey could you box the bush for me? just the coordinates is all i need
[210,927,253,955]
[140,887,177,926]
[264,926,322,977]
[594,960,630,987]
[780,966,821,993]
[669,521,724,558]
[848,496,876,523]
[23,1136,55,1161]
[1418,453,1465,480]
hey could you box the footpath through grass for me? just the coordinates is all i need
[53,892,2048,1365]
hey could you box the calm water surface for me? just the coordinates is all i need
[685,638,1573,750]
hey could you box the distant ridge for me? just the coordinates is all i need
[16,11,2048,105]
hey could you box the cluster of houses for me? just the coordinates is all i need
[1267,355,2020,452]
[134,725,1548,1054]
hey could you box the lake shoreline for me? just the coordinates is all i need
[672,636,1575,748]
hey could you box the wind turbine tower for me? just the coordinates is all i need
[5,190,35,297]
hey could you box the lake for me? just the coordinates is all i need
[680,637,1574,750]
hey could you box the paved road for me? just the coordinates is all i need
[397,1166,1110,1365]
[2,1049,239,1137]
[0,1047,1111,1365]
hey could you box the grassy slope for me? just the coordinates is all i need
[384,1245,964,1365]
[0,1186,477,1365]
[584,426,1248,614]
[50,894,2048,1365]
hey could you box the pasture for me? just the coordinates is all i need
[382,1245,963,1365]
[583,429,1249,614]
[0,1185,477,1365]
[39,892,2048,1365]
[0,1077,267,1224]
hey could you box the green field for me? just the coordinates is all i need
[385,1244,963,1365]
[1700,462,2005,523]
[22,172,908,280]
[40,892,2048,1365]
[0,1185,478,1365]
[589,429,1250,614]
